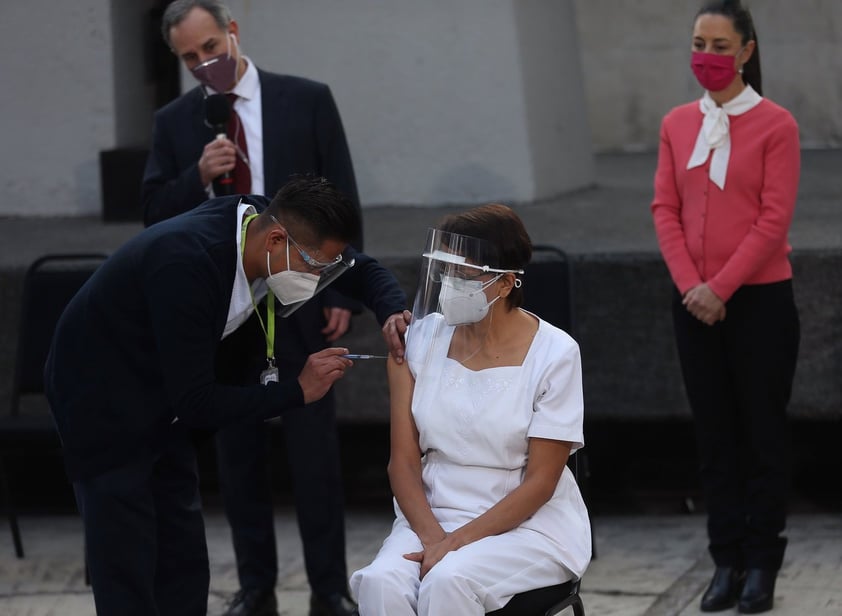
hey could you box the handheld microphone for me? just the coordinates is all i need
[204,93,234,195]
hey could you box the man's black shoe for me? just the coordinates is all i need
[222,587,279,616]
[309,592,359,616]
[701,566,744,612]
[738,569,776,614]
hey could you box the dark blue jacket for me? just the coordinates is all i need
[44,196,405,480]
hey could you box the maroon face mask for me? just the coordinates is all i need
[191,34,239,92]
[691,51,740,92]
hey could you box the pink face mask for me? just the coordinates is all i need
[191,34,239,93]
[691,51,740,92]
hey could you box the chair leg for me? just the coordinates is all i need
[0,455,24,558]
[579,451,596,560]
[84,535,91,586]
[545,594,586,616]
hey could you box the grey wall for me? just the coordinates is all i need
[0,1,114,216]
[110,0,159,148]
[222,0,594,207]
[574,0,842,151]
[0,0,158,217]
[2,1,839,216]
[1,0,593,216]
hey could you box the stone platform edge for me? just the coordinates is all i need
[1,248,839,422]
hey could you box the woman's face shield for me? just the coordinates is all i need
[405,228,522,370]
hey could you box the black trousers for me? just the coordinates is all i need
[73,431,208,616]
[214,312,348,597]
[672,280,799,570]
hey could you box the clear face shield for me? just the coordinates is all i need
[405,228,523,373]
[275,252,356,317]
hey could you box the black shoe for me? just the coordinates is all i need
[222,587,279,616]
[309,592,359,616]
[738,569,776,614]
[701,566,745,612]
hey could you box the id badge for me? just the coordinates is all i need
[260,358,279,385]
[260,367,279,385]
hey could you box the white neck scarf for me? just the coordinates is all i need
[686,85,763,190]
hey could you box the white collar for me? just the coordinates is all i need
[223,201,266,339]
[229,56,259,101]
[686,85,763,190]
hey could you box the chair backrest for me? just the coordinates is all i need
[521,244,575,337]
[522,244,593,553]
[487,245,589,616]
[10,254,107,415]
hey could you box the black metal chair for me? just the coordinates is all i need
[522,244,595,558]
[0,254,107,557]
[484,450,587,616]
[487,579,585,616]
[484,245,593,616]
[522,245,577,338]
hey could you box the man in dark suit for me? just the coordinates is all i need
[142,2,376,615]
[45,178,408,616]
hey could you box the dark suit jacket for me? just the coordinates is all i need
[44,197,406,481]
[141,69,363,336]
[142,69,359,228]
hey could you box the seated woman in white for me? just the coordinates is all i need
[350,204,591,615]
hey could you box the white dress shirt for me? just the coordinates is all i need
[223,201,268,339]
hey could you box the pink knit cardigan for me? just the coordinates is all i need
[651,98,800,302]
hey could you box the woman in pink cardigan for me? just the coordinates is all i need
[651,1,800,613]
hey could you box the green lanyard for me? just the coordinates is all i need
[241,213,275,366]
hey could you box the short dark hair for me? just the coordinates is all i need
[696,0,763,95]
[437,203,532,308]
[261,176,361,247]
[161,0,232,48]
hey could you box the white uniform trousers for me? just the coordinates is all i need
[350,519,573,616]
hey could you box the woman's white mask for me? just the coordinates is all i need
[438,274,503,325]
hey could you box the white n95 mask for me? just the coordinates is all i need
[438,274,502,325]
[266,245,319,305]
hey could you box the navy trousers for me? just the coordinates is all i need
[672,280,799,570]
[73,431,208,616]
[214,311,348,597]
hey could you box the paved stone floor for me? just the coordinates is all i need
[1,508,840,615]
